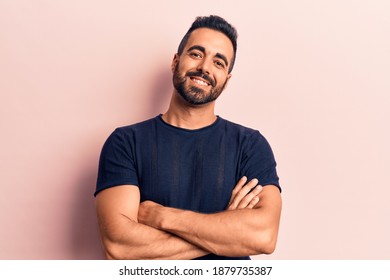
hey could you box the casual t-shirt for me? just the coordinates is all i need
[96,115,280,259]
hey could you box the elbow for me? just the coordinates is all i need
[103,240,126,260]
[252,229,278,255]
[214,230,278,257]
[104,249,115,260]
[102,237,139,260]
[102,237,159,260]
[258,239,277,255]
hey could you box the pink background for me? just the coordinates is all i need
[1,0,389,259]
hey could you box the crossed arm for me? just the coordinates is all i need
[95,177,282,259]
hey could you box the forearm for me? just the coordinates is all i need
[140,186,281,257]
[100,215,208,260]
[95,185,208,260]
[157,207,275,257]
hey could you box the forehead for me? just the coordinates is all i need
[184,28,234,61]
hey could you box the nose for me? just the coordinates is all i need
[196,58,211,75]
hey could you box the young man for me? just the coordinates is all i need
[95,15,282,260]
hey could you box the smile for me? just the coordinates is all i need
[190,77,210,87]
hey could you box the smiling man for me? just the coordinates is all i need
[95,15,282,260]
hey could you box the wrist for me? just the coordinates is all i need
[158,206,184,232]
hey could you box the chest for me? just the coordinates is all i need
[135,132,241,213]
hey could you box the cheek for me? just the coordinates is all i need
[179,57,199,71]
[216,74,229,86]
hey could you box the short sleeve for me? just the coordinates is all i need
[240,131,281,192]
[95,128,139,196]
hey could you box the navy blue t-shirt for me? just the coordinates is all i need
[96,115,280,259]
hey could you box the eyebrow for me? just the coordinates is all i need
[187,45,229,68]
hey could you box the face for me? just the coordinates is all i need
[172,28,234,105]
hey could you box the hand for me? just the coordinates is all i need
[138,200,164,228]
[226,176,262,210]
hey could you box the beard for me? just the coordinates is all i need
[173,63,227,105]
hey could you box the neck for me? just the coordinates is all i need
[162,91,217,130]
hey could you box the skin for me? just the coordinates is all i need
[138,184,281,256]
[96,178,265,259]
[163,28,233,129]
[95,28,282,259]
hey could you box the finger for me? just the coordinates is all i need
[246,196,260,209]
[235,178,258,201]
[236,185,262,209]
[228,176,247,205]
[228,178,258,210]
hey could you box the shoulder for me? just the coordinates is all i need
[115,116,158,135]
[219,117,267,142]
[102,116,159,149]
[106,116,159,143]
[219,118,275,157]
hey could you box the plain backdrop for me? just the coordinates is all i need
[1,0,389,259]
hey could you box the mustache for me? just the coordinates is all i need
[186,71,216,87]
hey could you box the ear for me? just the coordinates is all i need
[223,73,232,91]
[171,54,179,72]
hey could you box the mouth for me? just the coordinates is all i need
[190,77,210,87]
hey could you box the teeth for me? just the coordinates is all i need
[192,78,208,86]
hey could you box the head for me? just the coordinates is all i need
[172,16,238,105]
[177,15,238,74]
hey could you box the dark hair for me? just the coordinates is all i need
[177,15,238,73]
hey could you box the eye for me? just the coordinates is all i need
[189,52,202,58]
[215,60,226,69]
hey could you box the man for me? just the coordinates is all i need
[95,15,282,260]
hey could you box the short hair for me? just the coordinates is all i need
[177,15,238,73]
